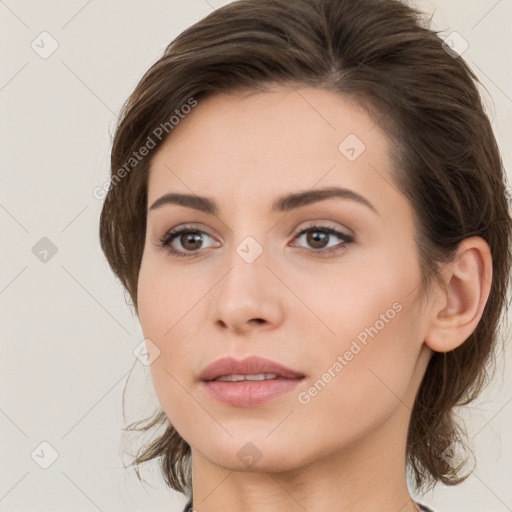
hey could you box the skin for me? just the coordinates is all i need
[137,86,492,512]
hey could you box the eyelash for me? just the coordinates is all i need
[157,224,354,258]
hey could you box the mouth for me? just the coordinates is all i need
[200,355,305,382]
[211,373,283,382]
[200,356,305,407]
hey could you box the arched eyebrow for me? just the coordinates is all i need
[149,186,378,216]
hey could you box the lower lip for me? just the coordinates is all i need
[202,377,304,407]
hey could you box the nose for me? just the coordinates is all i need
[211,249,285,335]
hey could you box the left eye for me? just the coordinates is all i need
[291,225,353,254]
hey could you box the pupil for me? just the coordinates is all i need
[182,232,202,250]
[307,231,328,249]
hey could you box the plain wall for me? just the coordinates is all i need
[1,1,511,511]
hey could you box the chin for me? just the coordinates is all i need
[194,437,308,473]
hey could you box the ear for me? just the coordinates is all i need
[424,236,493,353]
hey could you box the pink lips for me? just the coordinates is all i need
[200,355,305,407]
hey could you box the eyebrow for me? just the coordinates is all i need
[149,186,378,216]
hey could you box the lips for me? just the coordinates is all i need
[199,355,305,382]
[200,355,305,407]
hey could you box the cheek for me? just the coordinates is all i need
[291,252,423,412]
[287,296,422,458]
[292,253,418,353]
[137,258,208,423]
[137,255,203,341]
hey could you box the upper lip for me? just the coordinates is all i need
[200,356,305,382]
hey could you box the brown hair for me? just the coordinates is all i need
[99,0,512,497]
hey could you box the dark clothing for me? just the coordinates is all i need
[183,499,435,511]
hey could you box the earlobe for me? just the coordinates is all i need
[424,236,493,353]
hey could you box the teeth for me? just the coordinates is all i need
[215,373,279,382]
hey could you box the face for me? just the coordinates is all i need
[137,86,433,473]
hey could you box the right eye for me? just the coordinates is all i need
[157,225,218,258]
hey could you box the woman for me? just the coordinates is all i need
[99,0,512,510]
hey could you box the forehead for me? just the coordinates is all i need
[147,86,396,211]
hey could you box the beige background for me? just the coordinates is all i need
[1,0,511,511]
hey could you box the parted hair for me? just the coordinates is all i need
[99,0,512,497]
